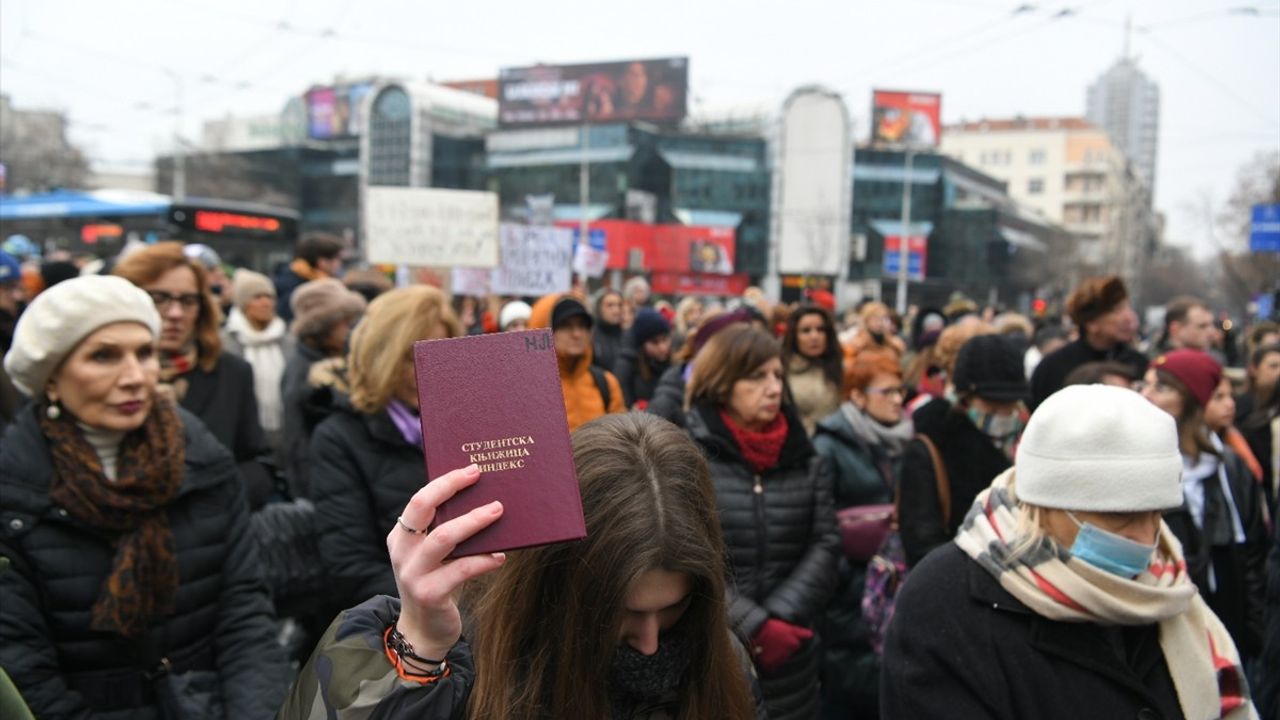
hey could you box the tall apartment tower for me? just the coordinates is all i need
[1086,57,1159,199]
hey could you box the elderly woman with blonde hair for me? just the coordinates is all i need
[309,285,461,612]
[883,385,1259,719]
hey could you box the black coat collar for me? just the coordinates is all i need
[688,399,814,472]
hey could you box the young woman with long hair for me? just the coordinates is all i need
[782,304,844,436]
[283,413,763,720]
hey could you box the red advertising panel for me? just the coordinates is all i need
[651,225,736,275]
[555,221,736,274]
[871,90,942,147]
[499,58,688,127]
[650,272,751,297]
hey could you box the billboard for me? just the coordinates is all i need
[871,90,942,147]
[498,58,688,127]
[1250,204,1280,253]
[306,83,375,139]
[775,89,852,276]
[365,187,499,268]
[881,234,928,281]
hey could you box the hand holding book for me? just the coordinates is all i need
[386,464,508,661]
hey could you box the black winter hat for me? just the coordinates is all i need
[551,297,593,330]
[952,334,1028,402]
[630,308,671,347]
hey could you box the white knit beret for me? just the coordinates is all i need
[499,300,533,330]
[1015,384,1184,512]
[3,275,162,397]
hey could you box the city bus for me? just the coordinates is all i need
[0,189,300,272]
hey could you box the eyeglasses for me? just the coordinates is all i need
[866,386,907,398]
[147,290,202,312]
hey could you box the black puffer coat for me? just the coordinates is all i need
[882,543,1187,720]
[646,362,689,428]
[1258,521,1280,720]
[899,398,1011,567]
[310,398,426,613]
[0,404,288,720]
[687,401,839,720]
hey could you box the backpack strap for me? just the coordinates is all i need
[588,365,612,411]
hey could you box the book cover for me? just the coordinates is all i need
[414,329,586,557]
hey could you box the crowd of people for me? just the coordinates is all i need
[0,235,1277,719]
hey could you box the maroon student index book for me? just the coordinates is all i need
[413,329,586,558]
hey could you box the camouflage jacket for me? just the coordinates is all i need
[279,596,766,720]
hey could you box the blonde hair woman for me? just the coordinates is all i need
[309,286,461,612]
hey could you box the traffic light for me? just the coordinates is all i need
[1032,298,1047,317]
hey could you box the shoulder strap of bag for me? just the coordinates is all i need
[916,434,952,528]
[589,365,612,410]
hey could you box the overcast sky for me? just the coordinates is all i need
[1,0,1277,255]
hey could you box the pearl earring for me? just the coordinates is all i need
[46,398,61,420]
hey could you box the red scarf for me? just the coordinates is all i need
[720,409,789,474]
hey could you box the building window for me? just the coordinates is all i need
[1028,178,1044,194]
[1030,149,1046,164]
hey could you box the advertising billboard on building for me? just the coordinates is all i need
[306,83,375,140]
[871,90,942,147]
[498,58,688,127]
[365,187,499,267]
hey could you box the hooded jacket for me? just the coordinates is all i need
[529,294,625,431]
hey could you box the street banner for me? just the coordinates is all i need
[1250,204,1280,253]
[499,58,688,127]
[871,90,942,147]
[491,224,575,296]
[365,187,499,268]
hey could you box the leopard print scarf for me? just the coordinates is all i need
[43,398,185,637]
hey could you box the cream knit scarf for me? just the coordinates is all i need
[955,469,1257,720]
[225,308,288,433]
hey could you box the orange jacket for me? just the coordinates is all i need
[529,293,625,431]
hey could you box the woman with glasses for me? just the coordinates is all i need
[684,325,839,720]
[309,286,460,614]
[1140,349,1268,664]
[811,351,913,718]
[114,242,275,508]
[1,276,287,719]
[898,334,1029,567]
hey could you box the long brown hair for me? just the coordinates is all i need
[685,325,782,410]
[782,304,842,389]
[113,241,222,371]
[464,414,756,720]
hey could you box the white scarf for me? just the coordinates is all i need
[224,309,287,433]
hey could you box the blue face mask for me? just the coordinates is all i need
[1067,513,1156,578]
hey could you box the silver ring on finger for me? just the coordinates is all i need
[396,516,424,534]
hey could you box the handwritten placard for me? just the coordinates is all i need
[490,224,574,296]
[365,187,499,268]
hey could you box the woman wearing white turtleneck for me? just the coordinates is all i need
[0,275,287,719]
[221,269,294,455]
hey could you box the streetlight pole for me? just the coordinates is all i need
[894,148,914,314]
[578,123,590,288]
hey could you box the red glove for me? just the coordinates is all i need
[750,618,813,675]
